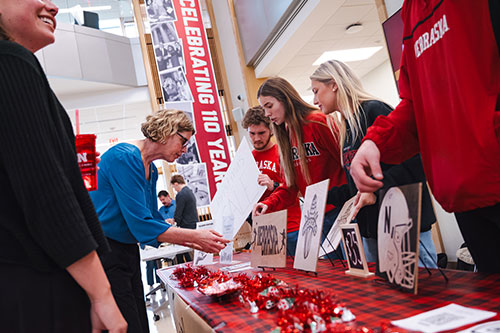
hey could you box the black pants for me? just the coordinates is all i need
[0,263,91,332]
[100,238,149,333]
[455,203,500,273]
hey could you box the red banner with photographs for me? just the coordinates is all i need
[147,0,231,201]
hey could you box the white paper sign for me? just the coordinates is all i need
[211,137,266,239]
[193,220,214,266]
[219,215,234,264]
[319,195,356,256]
[294,179,329,272]
[457,320,500,332]
[392,303,497,333]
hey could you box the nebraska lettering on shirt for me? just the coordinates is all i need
[342,149,357,172]
[414,14,449,58]
[291,142,320,161]
[257,160,277,173]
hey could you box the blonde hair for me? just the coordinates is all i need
[141,109,194,144]
[310,60,383,165]
[257,77,320,188]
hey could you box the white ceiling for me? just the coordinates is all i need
[274,0,389,99]
[48,0,390,151]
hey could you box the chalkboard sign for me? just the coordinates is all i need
[340,224,373,278]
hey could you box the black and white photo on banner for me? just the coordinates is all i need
[176,134,200,165]
[145,0,176,23]
[154,40,185,72]
[151,21,178,46]
[160,67,193,103]
[176,163,211,207]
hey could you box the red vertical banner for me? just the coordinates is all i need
[172,0,230,199]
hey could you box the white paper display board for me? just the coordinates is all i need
[294,179,329,272]
[319,195,357,256]
[211,137,266,239]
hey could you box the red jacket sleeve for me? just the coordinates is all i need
[261,183,299,212]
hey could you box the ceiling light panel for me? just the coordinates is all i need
[313,46,383,65]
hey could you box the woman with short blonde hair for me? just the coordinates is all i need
[90,109,228,332]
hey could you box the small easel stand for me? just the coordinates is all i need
[419,240,448,282]
[321,229,347,270]
[341,224,373,278]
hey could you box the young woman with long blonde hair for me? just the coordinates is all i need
[310,60,438,267]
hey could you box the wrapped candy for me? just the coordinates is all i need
[276,287,356,332]
[198,278,242,297]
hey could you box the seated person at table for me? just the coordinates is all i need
[90,109,229,332]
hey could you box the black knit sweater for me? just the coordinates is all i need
[0,41,109,272]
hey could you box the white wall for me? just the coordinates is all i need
[211,0,250,112]
[384,0,404,17]
[361,59,400,107]
[36,22,145,87]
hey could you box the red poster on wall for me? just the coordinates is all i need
[146,0,231,202]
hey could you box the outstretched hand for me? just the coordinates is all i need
[188,229,229,253]
[350,140,384,192]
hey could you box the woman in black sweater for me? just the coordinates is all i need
[309,60,438,268]
[0,1,126,331]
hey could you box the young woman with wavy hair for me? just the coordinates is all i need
[252,77,347,255]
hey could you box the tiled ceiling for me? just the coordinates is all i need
[275,0,389,99]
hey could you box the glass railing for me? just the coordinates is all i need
[53,0,139,38]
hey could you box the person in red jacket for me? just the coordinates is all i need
[252,77,347,257]
[242,106,302,255]
[350,0,500,272]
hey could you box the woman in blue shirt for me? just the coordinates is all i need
[90,109,228,332]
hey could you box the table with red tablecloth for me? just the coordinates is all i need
[157,253,500,332]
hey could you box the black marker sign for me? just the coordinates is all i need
[341,224,373,278]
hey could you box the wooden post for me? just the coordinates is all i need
[131,0,163,112]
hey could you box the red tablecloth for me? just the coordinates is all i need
[158,253,500,332]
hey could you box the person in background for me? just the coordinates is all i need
[170,174,198,230]
[170,174,199,263]
[252,77,347,258]
[242,106,302,256]
[158,190,176,221]
[90,109,228,332]
[310,59,438,267]
[349,0,500,273]
[0,0,126,331]
[144,190,176,292]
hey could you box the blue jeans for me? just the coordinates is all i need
[287,230,299,256]
[146,260,159,286]
[362,229,438,268]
